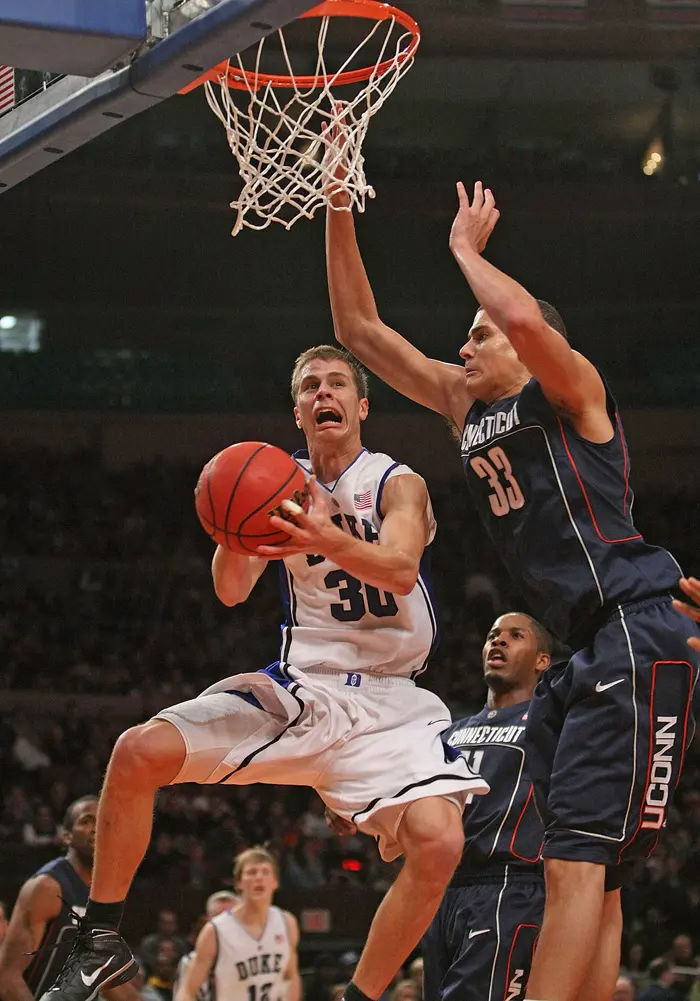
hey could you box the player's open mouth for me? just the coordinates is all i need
[486,650,507,665]
[315,409,343,427]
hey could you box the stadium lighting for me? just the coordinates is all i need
[642,138,664,177]
[0,314,17,329]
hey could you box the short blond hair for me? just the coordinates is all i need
[290,345,368,402]
[233,847,279,884]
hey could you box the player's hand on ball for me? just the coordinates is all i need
[449,180,500,258]
[673,577,700,652]
[257,477,338,558]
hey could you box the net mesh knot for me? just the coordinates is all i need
[203,12,417,235]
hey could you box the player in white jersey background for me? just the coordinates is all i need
[40,345,488,1001]
[174,848,299,1001]
[173,892,239,1001]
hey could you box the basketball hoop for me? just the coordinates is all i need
[179,0,420,235]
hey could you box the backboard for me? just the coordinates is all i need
[0,0,320,192]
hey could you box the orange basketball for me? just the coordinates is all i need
[195,442,309,555]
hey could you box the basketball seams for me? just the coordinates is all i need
[235,450,306,552]
[237,454,305,536]
[223,442,269,547]
[195,441,307,554]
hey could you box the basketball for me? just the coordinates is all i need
[195,442,309,555]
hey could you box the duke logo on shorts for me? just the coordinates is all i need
[156,448,489,861]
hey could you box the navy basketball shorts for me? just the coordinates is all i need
[526,596,698,884]
[423,870,544,1001]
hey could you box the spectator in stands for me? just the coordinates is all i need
[13,720,50,772]
[622,943,652,994]
[666,935,697,999]
[390,980,419,1001]
[144,941,180,1001]
[22,804,61,846]
[407,958,423,998]
[139,910,190,970]
[613,976,636,1001]
[638,959,685,1001]
[301,799,333,841]
[305,953,342,1001]
[284,839,325,891]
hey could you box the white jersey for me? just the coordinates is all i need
[279,448,437,679]
[175,952,212,1001]
[210,905,290,1001]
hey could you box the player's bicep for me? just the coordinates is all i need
[378,475,431,560]
[0,878,59,974]
[507,316,606,416]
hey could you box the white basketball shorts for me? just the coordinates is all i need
[155,662,489,861]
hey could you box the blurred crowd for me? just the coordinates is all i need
[1,449,700,998]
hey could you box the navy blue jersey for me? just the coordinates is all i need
[461,377,680,643]
[24,857,89,998]
[444,700,543,878]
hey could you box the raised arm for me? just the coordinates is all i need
[0,877,62,1001]
[257,474,430,596]
[325,188,471,429]
[212,546,268,607]
[282,912,302,1001]
[448,181,612,441]
[173,924,217,1001]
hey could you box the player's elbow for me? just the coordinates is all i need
[333,314,381,351]
[392,563,420,596]
[501,295,548,345]
[212,573,247,607]
[214,582,245,607]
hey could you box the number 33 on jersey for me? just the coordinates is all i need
[279,449,439,681]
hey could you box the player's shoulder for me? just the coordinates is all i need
[280,909,299,944]
[33,855,67,876]
[14,870,64,918]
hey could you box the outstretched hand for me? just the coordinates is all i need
[449,180,500,258]
[672,577,700,652]
[322,102,352,209]
[257,476,340,559]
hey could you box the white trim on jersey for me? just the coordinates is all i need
[561,605,639,845]
[486,864,509,1001]
[486,746,527,859]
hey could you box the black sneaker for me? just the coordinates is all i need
[39,928,138,1001]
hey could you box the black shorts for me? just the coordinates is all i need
[526,596,698,881]
[422,871,544,1001]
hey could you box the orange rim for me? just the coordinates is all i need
[178,0,420,94]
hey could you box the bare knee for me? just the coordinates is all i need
[110,720,185,789]
[399,798,464,888]
[544,858,606,901]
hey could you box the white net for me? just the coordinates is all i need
[203,9,418,235]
